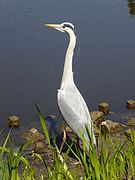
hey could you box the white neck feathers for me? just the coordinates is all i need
[60,30,76,89]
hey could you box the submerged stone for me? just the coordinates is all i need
[101,120,124,134]
[128,117,135,126]
[99,102,110,115]
[126,100,135,109]
[22,128,45,153]
[8,115,20,128]
[23,128,44,142]
[91,111,104,126]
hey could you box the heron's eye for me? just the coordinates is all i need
[62,24,74,30]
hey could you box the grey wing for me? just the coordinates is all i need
[57,83,93,142]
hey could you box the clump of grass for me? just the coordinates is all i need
[0,129,37,180]
[36,105,135,179]
[0,106,135,179]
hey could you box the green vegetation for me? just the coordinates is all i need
[0,108,135,179]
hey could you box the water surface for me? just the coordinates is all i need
[0,0,135,129]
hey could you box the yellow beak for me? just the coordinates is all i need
[45,24,61,29]
[45,23,64,32]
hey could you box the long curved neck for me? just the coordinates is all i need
[60,31,76,89]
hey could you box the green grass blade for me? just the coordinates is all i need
[20,156,34,174]
[2,129,11,155]
[65,142,80,161]
[54,143,74,180]
[35,104,51,146]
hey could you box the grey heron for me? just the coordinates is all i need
[45,22,96,150]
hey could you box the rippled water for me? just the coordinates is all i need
[0,0,135,129]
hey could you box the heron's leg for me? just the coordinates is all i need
[71,136,82,165]
[76,136,80,148]
[60,129,66,152]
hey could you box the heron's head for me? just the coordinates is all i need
[45,22,75,33]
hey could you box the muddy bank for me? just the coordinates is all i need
[1,108,135,178]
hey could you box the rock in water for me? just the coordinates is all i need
[101,120,124,134]
[128,118,135,127]
[8,115,20,128]
[126,100,135,109]
[99,102,110,115]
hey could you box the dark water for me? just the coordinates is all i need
[0,0,135,129]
